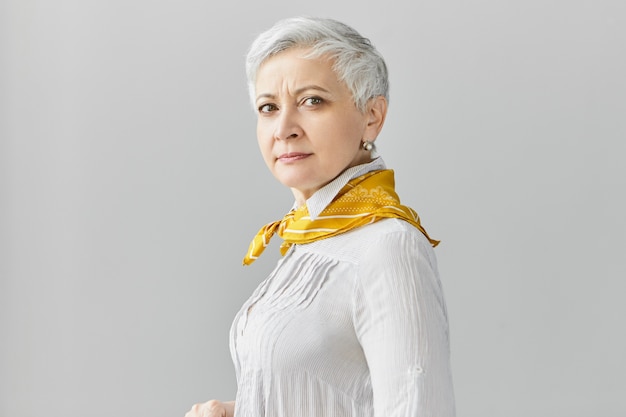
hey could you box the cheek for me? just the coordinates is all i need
[334,110,365,136]
[332,120,365,152]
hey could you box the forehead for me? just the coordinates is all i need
[255,48,342,92]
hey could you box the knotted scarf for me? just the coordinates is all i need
[243,169,439,265]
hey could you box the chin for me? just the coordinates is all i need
[274,169,313,187]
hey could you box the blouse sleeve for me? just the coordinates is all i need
[353,228,456,417]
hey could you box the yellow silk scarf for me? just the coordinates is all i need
[243,169,439,265]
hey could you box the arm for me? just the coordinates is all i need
[184,400,235,417]
[354,230,455,417]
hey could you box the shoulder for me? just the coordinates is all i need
[321,218,438,267]
[352,219,448,322]
[357,219,440,288]
[355,219,438,265]
[296,218,438,270]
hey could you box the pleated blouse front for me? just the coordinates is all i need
[229,218,456,417]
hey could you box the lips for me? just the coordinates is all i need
[277,152,312,163]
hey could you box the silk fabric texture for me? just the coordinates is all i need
[243,169,439,266]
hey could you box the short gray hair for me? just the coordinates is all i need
[245,17,389,112]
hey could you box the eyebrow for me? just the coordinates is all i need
[255,85,331,102]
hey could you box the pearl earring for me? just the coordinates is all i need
[361,141,375,151]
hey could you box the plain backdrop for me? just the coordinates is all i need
[1,1,625,416]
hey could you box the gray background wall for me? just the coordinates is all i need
[1,0,624,416]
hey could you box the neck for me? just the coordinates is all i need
[291,188,309,208]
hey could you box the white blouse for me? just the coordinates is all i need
[230,159,455,417]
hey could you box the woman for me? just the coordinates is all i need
[186,16,455,417]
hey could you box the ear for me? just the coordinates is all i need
[363,96,388,142]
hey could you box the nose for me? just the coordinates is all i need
[274,107,303,141]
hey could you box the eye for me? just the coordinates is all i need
[302,96,323,106]
[258,103,278,114]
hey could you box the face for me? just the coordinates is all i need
[254,48,382,205]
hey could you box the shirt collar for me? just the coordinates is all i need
[293,157,387,220]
